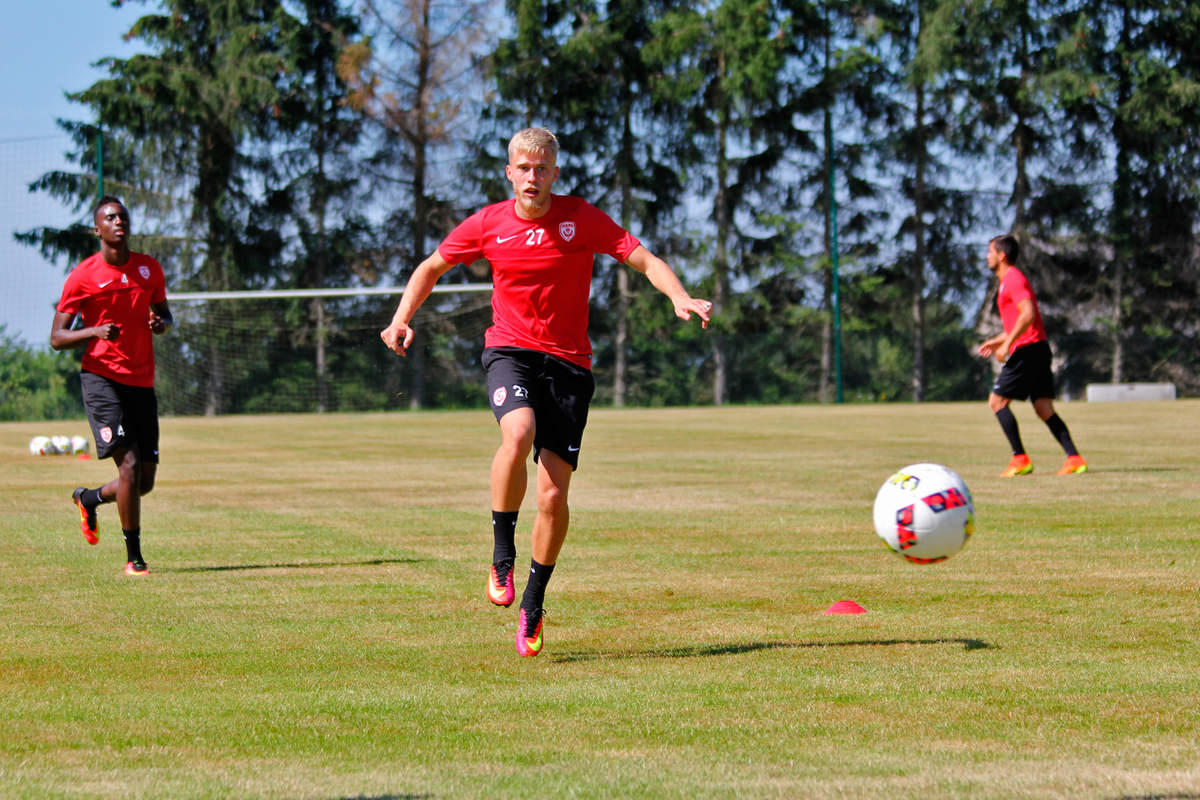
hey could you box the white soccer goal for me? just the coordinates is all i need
[158,284,493,416]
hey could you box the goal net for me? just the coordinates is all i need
[157,285,494,416]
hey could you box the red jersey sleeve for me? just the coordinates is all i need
[57,267,90,316]
[437,211,486,266]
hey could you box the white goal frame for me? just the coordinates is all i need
[168,284,493,302]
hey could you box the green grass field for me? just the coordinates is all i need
[2,401,1198,799]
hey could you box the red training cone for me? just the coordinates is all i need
[824,600,867,615]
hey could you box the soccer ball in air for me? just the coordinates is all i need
[873,463,974,564]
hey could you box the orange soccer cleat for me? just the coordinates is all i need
[72,488,99,545]
[1057,455,1088,475]
[1000,454,1033,477]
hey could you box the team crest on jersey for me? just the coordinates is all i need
[139,265,151,280]
[492,386,507,407]
[100,426,113,443]
[559,221,576,242]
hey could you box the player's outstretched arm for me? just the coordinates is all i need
[624,245,712,329]
[381,251,455,356]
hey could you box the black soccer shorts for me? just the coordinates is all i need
[482,346,595,470]
[992,340,1056,401]
[80,371,161,461]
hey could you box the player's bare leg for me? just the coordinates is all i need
[516,449,572,657]
[491,408,534,512]
[530,449,572,566]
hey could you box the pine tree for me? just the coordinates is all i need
[338,0,492,408]
[647,0,791,405]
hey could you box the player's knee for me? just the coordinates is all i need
[538,482,568,515]
[499,433,534,462]
[500,421,535,454]
[139,476,156,496]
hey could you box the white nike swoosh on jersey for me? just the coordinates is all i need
[496,234,520,244]
[98,280,114,288]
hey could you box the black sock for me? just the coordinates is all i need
[995,406,1025,455]
[123,529,144,564]
[492,510,518,565]
[1043,414,1079,457]
[521,559,555,612]
[82,488,108,508]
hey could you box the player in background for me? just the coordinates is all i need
[381,128,712,657]
[977,234,1086,477]
[51,196,173,575]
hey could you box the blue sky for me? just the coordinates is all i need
[2,0,143,345]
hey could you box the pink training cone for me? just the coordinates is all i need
[824,600,867,615]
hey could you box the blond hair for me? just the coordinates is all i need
[508,128,559,163]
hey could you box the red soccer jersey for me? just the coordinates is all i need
[996,266,1046,353]
[56,251,167,387]
[438,195,640,369]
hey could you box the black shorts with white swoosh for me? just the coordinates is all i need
[482,346,595,470]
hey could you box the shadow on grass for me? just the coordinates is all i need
[553,637,993,663]
[166,557,424,573]
[1110,795,1200,800]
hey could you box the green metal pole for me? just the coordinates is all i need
[96,125,104,199]
[825,112,843,403]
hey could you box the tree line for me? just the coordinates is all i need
[12,0,1199,418]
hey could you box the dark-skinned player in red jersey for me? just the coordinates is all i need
[51,196,173,576]
[381,128,712,657]
[977,234,1086,478]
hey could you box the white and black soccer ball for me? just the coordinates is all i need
[51,435,72,454]
[873,463,974,564]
